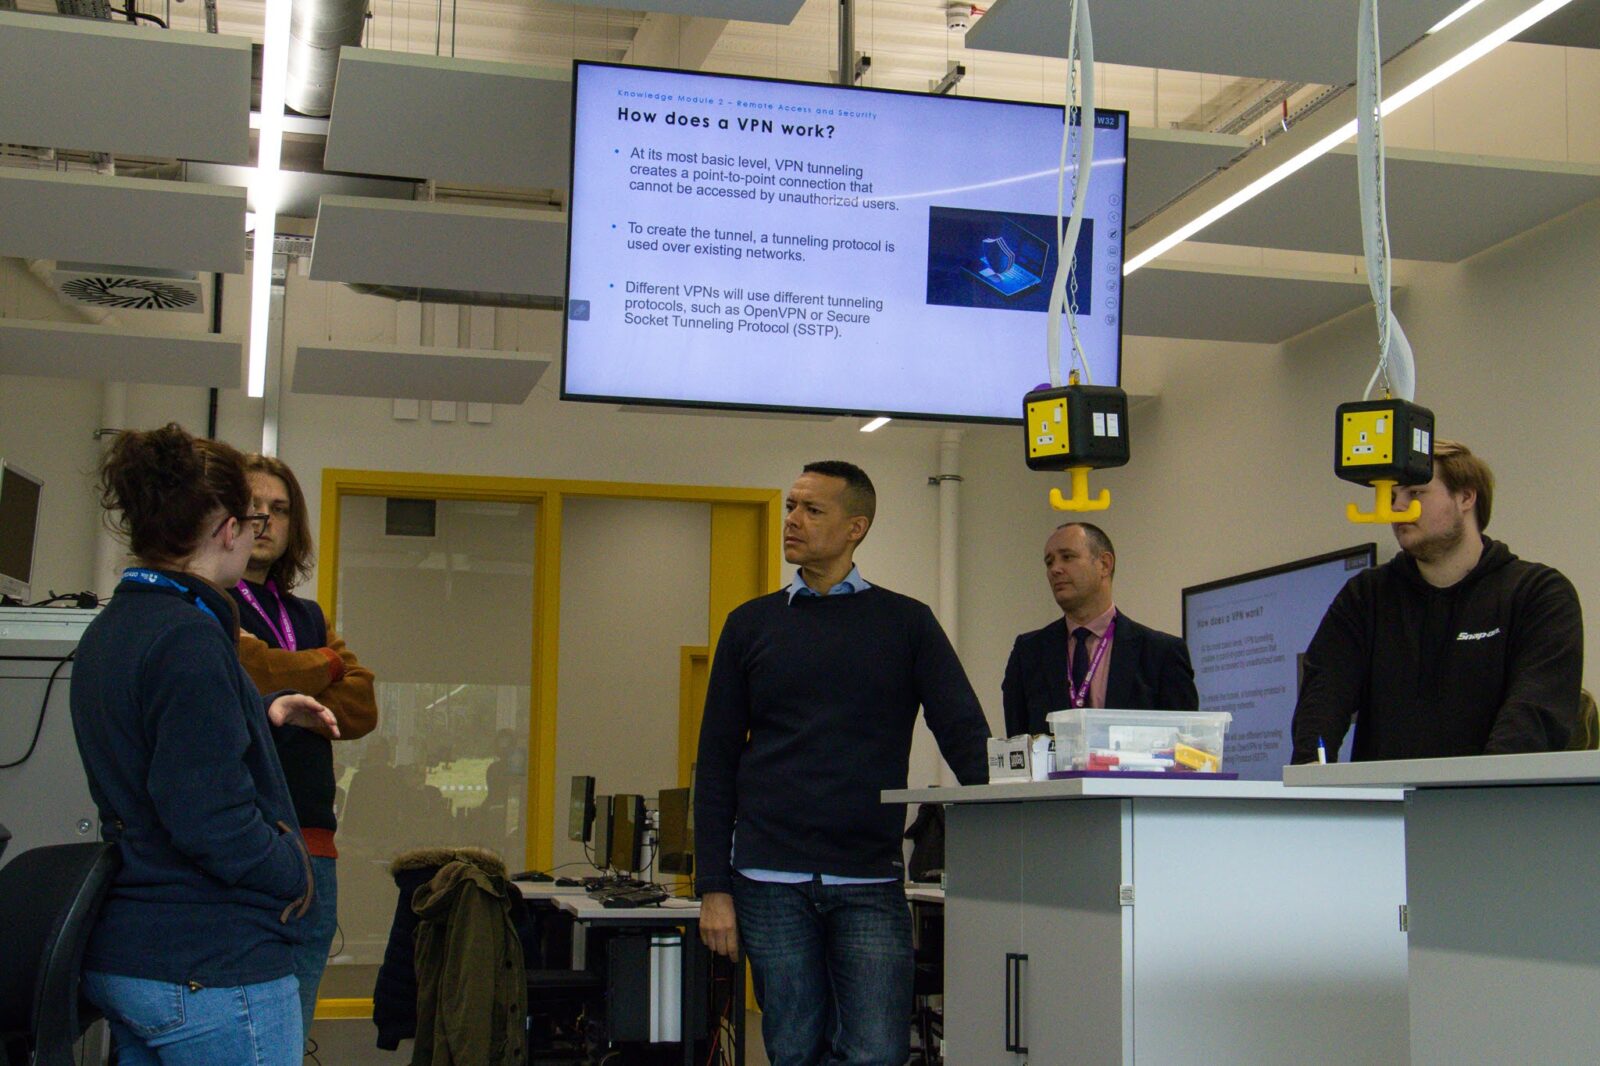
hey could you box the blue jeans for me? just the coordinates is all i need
[731,874,913,1066]
[81,971,300,1066]
[292,855,339,1042]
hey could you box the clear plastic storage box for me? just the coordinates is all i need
[1045,708,1233,774]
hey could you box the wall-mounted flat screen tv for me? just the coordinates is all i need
[563,61,1128,423]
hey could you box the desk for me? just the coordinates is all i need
[886,777,1408,1065]
[516,885,744,1065]
[1286,750,1600,1066]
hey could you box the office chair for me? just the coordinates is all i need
[0,842,120,1066]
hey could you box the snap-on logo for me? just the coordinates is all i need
[1456,628,1502,642]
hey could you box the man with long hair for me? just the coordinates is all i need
[230,455,378,1042]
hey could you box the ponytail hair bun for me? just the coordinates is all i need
[99,423,250,564]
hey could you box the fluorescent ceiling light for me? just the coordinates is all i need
[1123,0,1575,276]
[247,0,292,399]
[861,416,892,432]
[1430,0,1488,33]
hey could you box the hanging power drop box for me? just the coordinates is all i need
[1334,398,1434,486]
[1024,384,1131,472]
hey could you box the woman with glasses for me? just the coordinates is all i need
[70,423,338,1065]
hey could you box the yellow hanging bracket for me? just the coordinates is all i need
[1346,479,1420,524]
[1049,466,1111,511]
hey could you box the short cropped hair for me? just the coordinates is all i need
[243,453,315,591]
[1056,521,1116,577]
[802,460,876,526]
[1432,439,1494,532]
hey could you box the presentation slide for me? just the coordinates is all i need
[563,62,1127,422]
[1183,549,1374,779]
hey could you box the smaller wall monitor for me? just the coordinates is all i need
[656,787,693,876]
[1182,544,1377,779]
[591,793,613,870]
[567,775,596,843]
[0,461,44,602]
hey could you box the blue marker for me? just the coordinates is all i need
[1316,737,1328,765]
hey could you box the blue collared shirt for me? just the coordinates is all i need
[746,564,895,886]
[784,564,872,604]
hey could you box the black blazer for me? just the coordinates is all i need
[1001,611,1199,737]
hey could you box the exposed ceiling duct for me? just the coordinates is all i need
[285,0,368,117]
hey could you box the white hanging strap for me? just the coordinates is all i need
[1047,0,1095,388]
[1356,0,1415,401]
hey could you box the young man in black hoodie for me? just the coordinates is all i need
[1291,440,1583,762]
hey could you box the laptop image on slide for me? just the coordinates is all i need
[964,218,1051,297]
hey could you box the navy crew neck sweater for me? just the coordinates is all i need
[694,586,990,895]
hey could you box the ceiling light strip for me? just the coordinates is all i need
[247,0,292,399]
[1123,0,1575,276]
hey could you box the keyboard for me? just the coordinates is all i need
[597,885,670,908]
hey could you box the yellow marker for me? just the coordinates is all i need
[1174,742,1220,773]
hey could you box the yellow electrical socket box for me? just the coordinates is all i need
[1334,398,1434,487]
[1340,409,1395,468]
[1026,395,1072,462]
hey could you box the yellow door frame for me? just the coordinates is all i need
[316,469,782,873]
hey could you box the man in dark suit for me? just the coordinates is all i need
[1003,522,1198,736]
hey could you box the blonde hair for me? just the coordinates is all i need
[1432,440,1494,532]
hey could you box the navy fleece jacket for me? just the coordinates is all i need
[70,570,312,986]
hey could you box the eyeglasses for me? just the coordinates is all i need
[213,513,272,538]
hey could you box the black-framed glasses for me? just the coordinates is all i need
[213,513,271,538]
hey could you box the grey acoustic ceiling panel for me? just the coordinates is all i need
[561,0,803,22]
[0,319,241,387]
[1516,0,1600,48]
[1128,128,1247,228]
[1194,148,1600,262]
[1124,263,1375,344]
[963,0,1460,84]
[309,196,567,295]
[0,170,245,274]
[0,11,251,163]
[293,344,550,403]
[185,163,414,220]
[324,50,571,189]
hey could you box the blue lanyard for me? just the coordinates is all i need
[121,568,223,628]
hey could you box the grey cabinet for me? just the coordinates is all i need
[903,780,1409,1065]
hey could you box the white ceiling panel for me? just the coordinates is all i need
[308,196,567,294]
[324,49,571,188]
[1193,148,1600,261]
[0,169,245,274]
[293,343,550,403]
[1124,261,1376,344]
[1516,0,1600,47]
[0,11,251,163]
[0,319,241,387]
[963,0,1460,84]
[1127,127,1247,227]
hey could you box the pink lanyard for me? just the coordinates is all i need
[1068,617,1115,709]
[235,580,298,651]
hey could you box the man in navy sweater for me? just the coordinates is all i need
[695,460,990,1066]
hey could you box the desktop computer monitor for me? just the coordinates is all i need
[657,787,693,876]
[567,775,596,843]
[609,794,645,874]
[0,460,43,602]
[591,794,613,871]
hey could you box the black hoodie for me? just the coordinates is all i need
[1291,537,1583,763]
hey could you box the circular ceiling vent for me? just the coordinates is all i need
[59,276,200,311]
